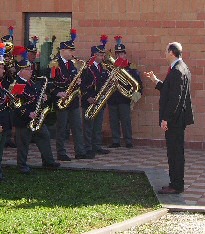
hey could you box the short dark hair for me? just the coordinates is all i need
[168,42,182,58]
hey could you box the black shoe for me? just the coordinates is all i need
[75,151,95,159]
[4,141,16,148]
[109,143,121,148]
[95,149,110,155]
[42,162,61,169]
[158,187,184,194]
[126,143,133,148]
[75,154,87,159]
[86,150,95,159]
[19,166,31,175]
[57,155,71,161]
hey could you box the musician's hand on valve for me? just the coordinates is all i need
[57,92,66,98]
[76,77,81,85]
[4,57,10,63]
[43,94,47,102]
[29,112,37,119]
[9,67,16,75]
[87,97,95,104]
[113,78,118,86]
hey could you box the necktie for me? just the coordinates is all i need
[167,66,171,76]
[31,63,35,71]
[167,66,172,76]
[66,61,70,70]
[97,64,101,73]
[27,80,32,86]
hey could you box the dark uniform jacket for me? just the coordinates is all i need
[4,66,15,86]
[13,76,38,127]
[30,62,39,82]
[155,60,194,128]
[81,63,109,109]
[50,56,79,110]
[107,65,143,105]
[0,76,13,131]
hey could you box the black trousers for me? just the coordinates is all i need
[16,124,55,168]
[108,104,132,145]
[165,127,185,191]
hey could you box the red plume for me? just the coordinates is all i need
[100,35,108,47]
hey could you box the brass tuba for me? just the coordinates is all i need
[85,52,140,119]
[57,56,86,109]
[103,52,139,98]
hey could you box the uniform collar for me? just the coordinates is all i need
[60,56,67,64]
[19,76,28,83]
[93,61,100,68]
[171,58,182,69]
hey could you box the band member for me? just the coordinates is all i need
[144,42,194,194]
[13,59,60,174]
[1,26,15,81]
[0,43,12,181]
[1,26,14,43]
[4,46,28,149]
[2,29,16,148]
[108,36,143,148]
[81,35,110,157]
[50,29,88,160]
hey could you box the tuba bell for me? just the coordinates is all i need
[85,52,140,119]
[103,51,139,99]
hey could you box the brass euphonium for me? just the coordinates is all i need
[4,41,14,54]
[103,52,139,99]
[2,87,21,108]
[4,41,15,69]
[57,56,86,109]
[85,68,118,119]
[85,52,140,119]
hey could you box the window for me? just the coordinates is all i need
[25,13,72,75]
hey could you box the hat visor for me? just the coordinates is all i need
[27,48,37,53]
[115,49,126,53]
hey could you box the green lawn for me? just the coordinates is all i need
[0,167,160,234]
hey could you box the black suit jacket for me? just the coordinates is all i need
[155,60,194,128]
[0,88,12,131]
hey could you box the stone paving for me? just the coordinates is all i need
[2,139,205,210]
